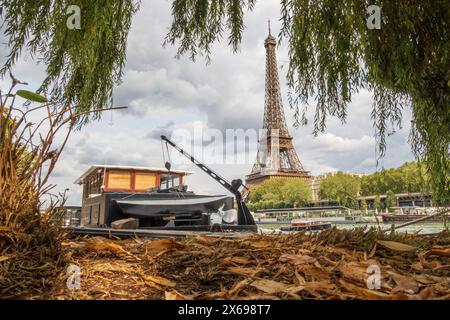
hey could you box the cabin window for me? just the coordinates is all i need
[107,170,131,190]
[135,172,157,191]
[160,174,181,189]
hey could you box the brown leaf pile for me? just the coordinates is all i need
[44,227,450,300]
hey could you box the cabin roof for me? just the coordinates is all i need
[74,164,193,185]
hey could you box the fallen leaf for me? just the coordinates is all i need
[0,256,10,262]
[412,274,434,284]
[296,264,331,282]
[338,279,390,300]
[84,241,130,255]
[146,238,185,251]
[165,290,187,300]
[250,240,271,248]
[143,280,162,290]
[368,242,377,258]
[417,286,434,300]
[143,275,176,287]
[303,281,337,293]
[223,256,251,265]
[388,271,419,294]
[377,240,416,252]
[279,254,316,266]
[236,294,280,300]
[228,279,252,296]
[228,266,265,277]
[195,236,220,244]
[338,262,370,285]
[425,248,450,258]
[250,279,290,294]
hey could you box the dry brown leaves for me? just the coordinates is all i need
[44,228,450,300]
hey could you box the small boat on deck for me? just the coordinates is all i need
[280,219,332,232]
[115,192,229,217]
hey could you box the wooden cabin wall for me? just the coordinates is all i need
[107,170,131,190]
[135,172,157,191]
[104,169,161,192]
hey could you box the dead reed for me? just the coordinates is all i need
[0,74,79,298]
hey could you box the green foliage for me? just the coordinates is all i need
[164,0,256,60]
[360,161,428,196]
[249,179,310,209]
[281,179,310,207]
[374,195,383,211]
[318,173,361,208]
[165,0,450,204]
[385,190,397,211]
[360,198,368,211]
[1,0,139,124]
[15,90,47,103]
[249,179,285,203]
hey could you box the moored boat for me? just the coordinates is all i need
[280,219,332,232]
[115,193,229,217]
[381,214,444,223]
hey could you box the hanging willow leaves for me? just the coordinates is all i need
[0,0,140,124]
[165,0,450,204]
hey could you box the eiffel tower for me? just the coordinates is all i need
[245,23,311,189]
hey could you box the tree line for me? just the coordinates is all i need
[321,161,430,208]
[248,161,430,210]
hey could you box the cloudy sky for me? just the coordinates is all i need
[1,0,415,205]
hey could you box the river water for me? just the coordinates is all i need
[259,221,447,235]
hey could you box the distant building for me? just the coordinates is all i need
[357,192,433,209]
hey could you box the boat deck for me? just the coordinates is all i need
[66,226,256,239]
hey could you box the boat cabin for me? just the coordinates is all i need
[74,165,192,227]
[75,164,191,196]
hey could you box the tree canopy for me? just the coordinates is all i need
[318,162,429,206]
[249,179,310,210]
[360,161,428,196]
[318,173,361,208]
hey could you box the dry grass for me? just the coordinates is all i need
[0,77,74,298]
[0,76,124,299]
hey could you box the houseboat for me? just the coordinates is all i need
[381,206,445,223]
[279,219,332,232]
[74,164,233,228]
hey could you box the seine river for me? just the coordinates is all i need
[258,221,447,235]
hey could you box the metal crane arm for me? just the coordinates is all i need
[160,135,256,226]
[161,135,244,197]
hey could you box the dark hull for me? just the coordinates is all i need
[280,223,332,232]
[115,194,229,217]
[381,214,444,223]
